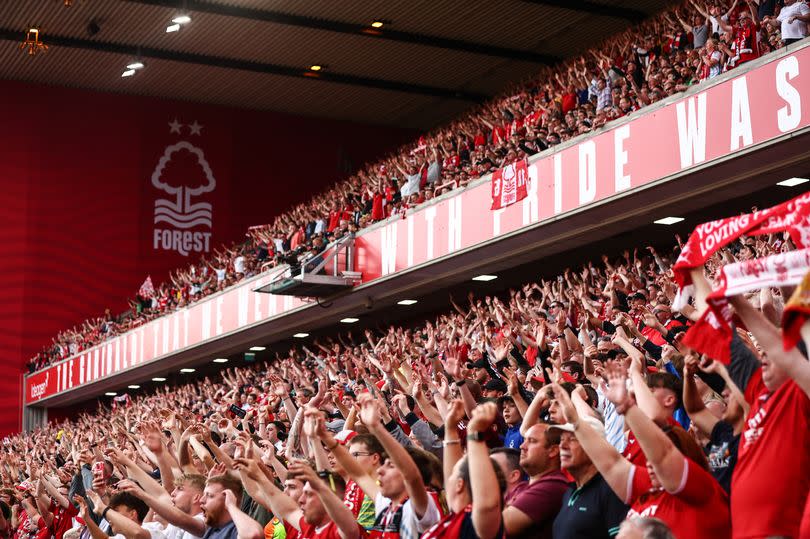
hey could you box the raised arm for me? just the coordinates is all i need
[223,489,264,539]
[288,462,361,539]
[604,365,687,494]
[681,355,720,437]
[550,385,633,500]
[359,393,430,518]
[465,403,505,539]
[729,294,810,396]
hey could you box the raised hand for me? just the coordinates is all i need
[302,407,327,440]
[467,402,498,433]
[445,399,466,429]
[357,393,381,429]
[604,363,634,413]
[550,384,580,426]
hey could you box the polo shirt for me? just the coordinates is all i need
[551,473,628,539]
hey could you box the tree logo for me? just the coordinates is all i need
[151,139,215,256]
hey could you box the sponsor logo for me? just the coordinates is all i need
[30,373,49,400]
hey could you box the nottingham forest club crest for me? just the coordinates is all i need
[151,118,215,257]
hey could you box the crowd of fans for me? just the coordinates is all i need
[26,0,810,373]
[5,224,810,539]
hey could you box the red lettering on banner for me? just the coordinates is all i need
[25,47,810,404]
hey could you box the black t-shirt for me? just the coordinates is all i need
[552,473,628,539]
[705,420,739,494]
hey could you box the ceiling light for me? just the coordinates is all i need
[180,368,196,373]
[777,177,810,187]
[371,20,385,28]
[397,299,418,306]
[152,377,166,382]
[126,61,144,70]
[166,23,181,33]
[472,274,498,282]
[105,392,117,396]
[213,358,229,364]
[340,317,359,324]
[293,333,310,338]
[127,385,140,389]
[20,27,48,56]
[121,69,136,78]
[249,346,266,351]
[654,217,685,225]
[172,15,191,24]
[309,65,322,71]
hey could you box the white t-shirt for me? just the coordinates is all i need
[778,2,810,39]
[112,523,167,539]
[373,492,441,539]
[162,513,205,539]
[233,256,245,274]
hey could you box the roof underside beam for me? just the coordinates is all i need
[125,0,560,64]
[519,0,648,23]
[0,28,490,101]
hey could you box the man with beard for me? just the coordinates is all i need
[128,474,262,539]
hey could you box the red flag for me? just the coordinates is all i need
[491,159,529,210]
[138,275,155,298]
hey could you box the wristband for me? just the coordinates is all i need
[101,507,111,521]
[466,431,485,442]
[442,440,461,446]
[455,379,466,387]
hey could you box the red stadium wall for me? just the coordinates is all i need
[0,79,413,436]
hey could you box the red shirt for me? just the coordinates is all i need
[51,501,79,539]
[623,416,680,467]
[298,517,367,539]
[560,93,577,114]
[731,371,810,538]
[626,458,730,539]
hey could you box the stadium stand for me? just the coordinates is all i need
[7,1,810,539]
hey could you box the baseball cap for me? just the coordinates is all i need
[483,378,508,393]
[325,418,346,433]
[333,430,358,445]
[549,416,606,438]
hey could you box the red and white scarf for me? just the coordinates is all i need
[682,249,810,362]
[673,191,810,363]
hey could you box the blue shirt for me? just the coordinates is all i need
[504,424,524,448]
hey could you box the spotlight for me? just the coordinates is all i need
[309,64,323,71]
[172,15,191,24]
[370,20,385,28]
[20,27,48,55]
[654,217,685,225]
[166,23,181,33]
[126,61,144,70]
[121,69,136,77]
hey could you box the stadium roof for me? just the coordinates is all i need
[0,0,668,128]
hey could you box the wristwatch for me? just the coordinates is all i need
[466,431,486,442]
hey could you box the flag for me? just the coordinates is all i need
[138,275,155,298]
[491,159,529,210]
